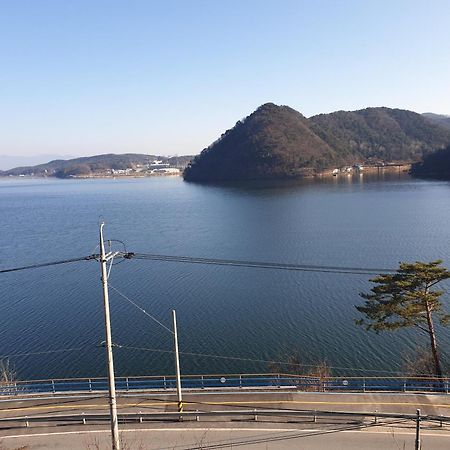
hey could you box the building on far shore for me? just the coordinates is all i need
[148,160,170,170]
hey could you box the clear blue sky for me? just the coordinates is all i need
[1,0,449,162]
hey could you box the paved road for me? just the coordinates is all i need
[1,390,449,419]
[1,423,450,449]
[1,391,449,448]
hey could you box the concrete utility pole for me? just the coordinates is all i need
[172,310,183,419]
[100,223,120,450]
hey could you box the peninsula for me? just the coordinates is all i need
[183,103,450,182]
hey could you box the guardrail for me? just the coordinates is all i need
[1,409,450,428]
[1,373,449,396]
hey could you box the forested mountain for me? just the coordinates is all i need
[310,107,450,162]
[411,145,450,180]
[422,113,450,130]
[184,103,341,182]
[184,104,450,182]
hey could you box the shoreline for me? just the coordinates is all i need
[0,164,412,181]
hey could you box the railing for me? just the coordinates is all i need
[1,409,450,428]
[324,376,450,393]
[1,373,449,396]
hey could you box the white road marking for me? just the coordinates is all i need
[2,427,450,440]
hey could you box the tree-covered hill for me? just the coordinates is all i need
[184,103,344,182]
[184,104,450,182]
[411,145,450,180]
[2,153,194,178]
[3,154,156,177]
[310,107,450,162]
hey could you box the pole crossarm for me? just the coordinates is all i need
[103,251,119,262]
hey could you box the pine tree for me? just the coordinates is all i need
[356,260,450,377]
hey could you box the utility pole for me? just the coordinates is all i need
[100,223,120,450]
[172,310,183,419]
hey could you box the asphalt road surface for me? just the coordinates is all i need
[0,391,449,449]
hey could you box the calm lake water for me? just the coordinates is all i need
[1,173,450,380]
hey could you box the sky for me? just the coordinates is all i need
[1,0,449,167]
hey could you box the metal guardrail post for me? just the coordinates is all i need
[196,410,200,421]
[88,379,92,392]
[82,412,86,425]
[139,411,143,424]
[51,380,55,394]
[125,377,129,391]
[201,375,204,389]
[403,380,406,392]
[277,373,280,388]
[313,410,317,423]
[25,416,29,428]
[239,375,242,388]
[254,409,258,421]
[374,410,378,424]
[363,378,366,393]
[445,380,449,394]
[415,409,421,450]
[163,376,167,390]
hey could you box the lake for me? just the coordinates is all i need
[1,173,450,380]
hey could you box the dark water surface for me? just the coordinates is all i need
[1,174,450,380]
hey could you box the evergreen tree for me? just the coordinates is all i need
[356,260,450,377]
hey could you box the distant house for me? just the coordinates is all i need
[149,160,170,169]
[151,167,180,174]
[112,168,132,175]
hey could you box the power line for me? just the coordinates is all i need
[0,251,397,276]
[0,255,96,274]
[0,395,107,416]
[109,284,174,335]
[116,344,439,377]
[180,418,411,450]
[0,345,94,360]
[130,253,396,275]
[1,340,445,378]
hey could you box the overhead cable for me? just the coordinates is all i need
[0,255,96,274]
[182,418,410,449]
[109,284,174,335]
[0,251,396,276]
[130,252,396,275]
[115,344,433,377]
[0,345,92,360]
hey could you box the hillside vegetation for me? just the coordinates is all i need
[184,104,340,182]
[311,107,450,162]
[1,154,193,178]
[423,113,450,130]
[184,103,450,182]
[411,145,450,180]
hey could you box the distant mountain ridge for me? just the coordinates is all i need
[183,103,450,182]
[0,154,74,171]
[310,107,450,162]
[422,112,450,130]
[0,153,194,177]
